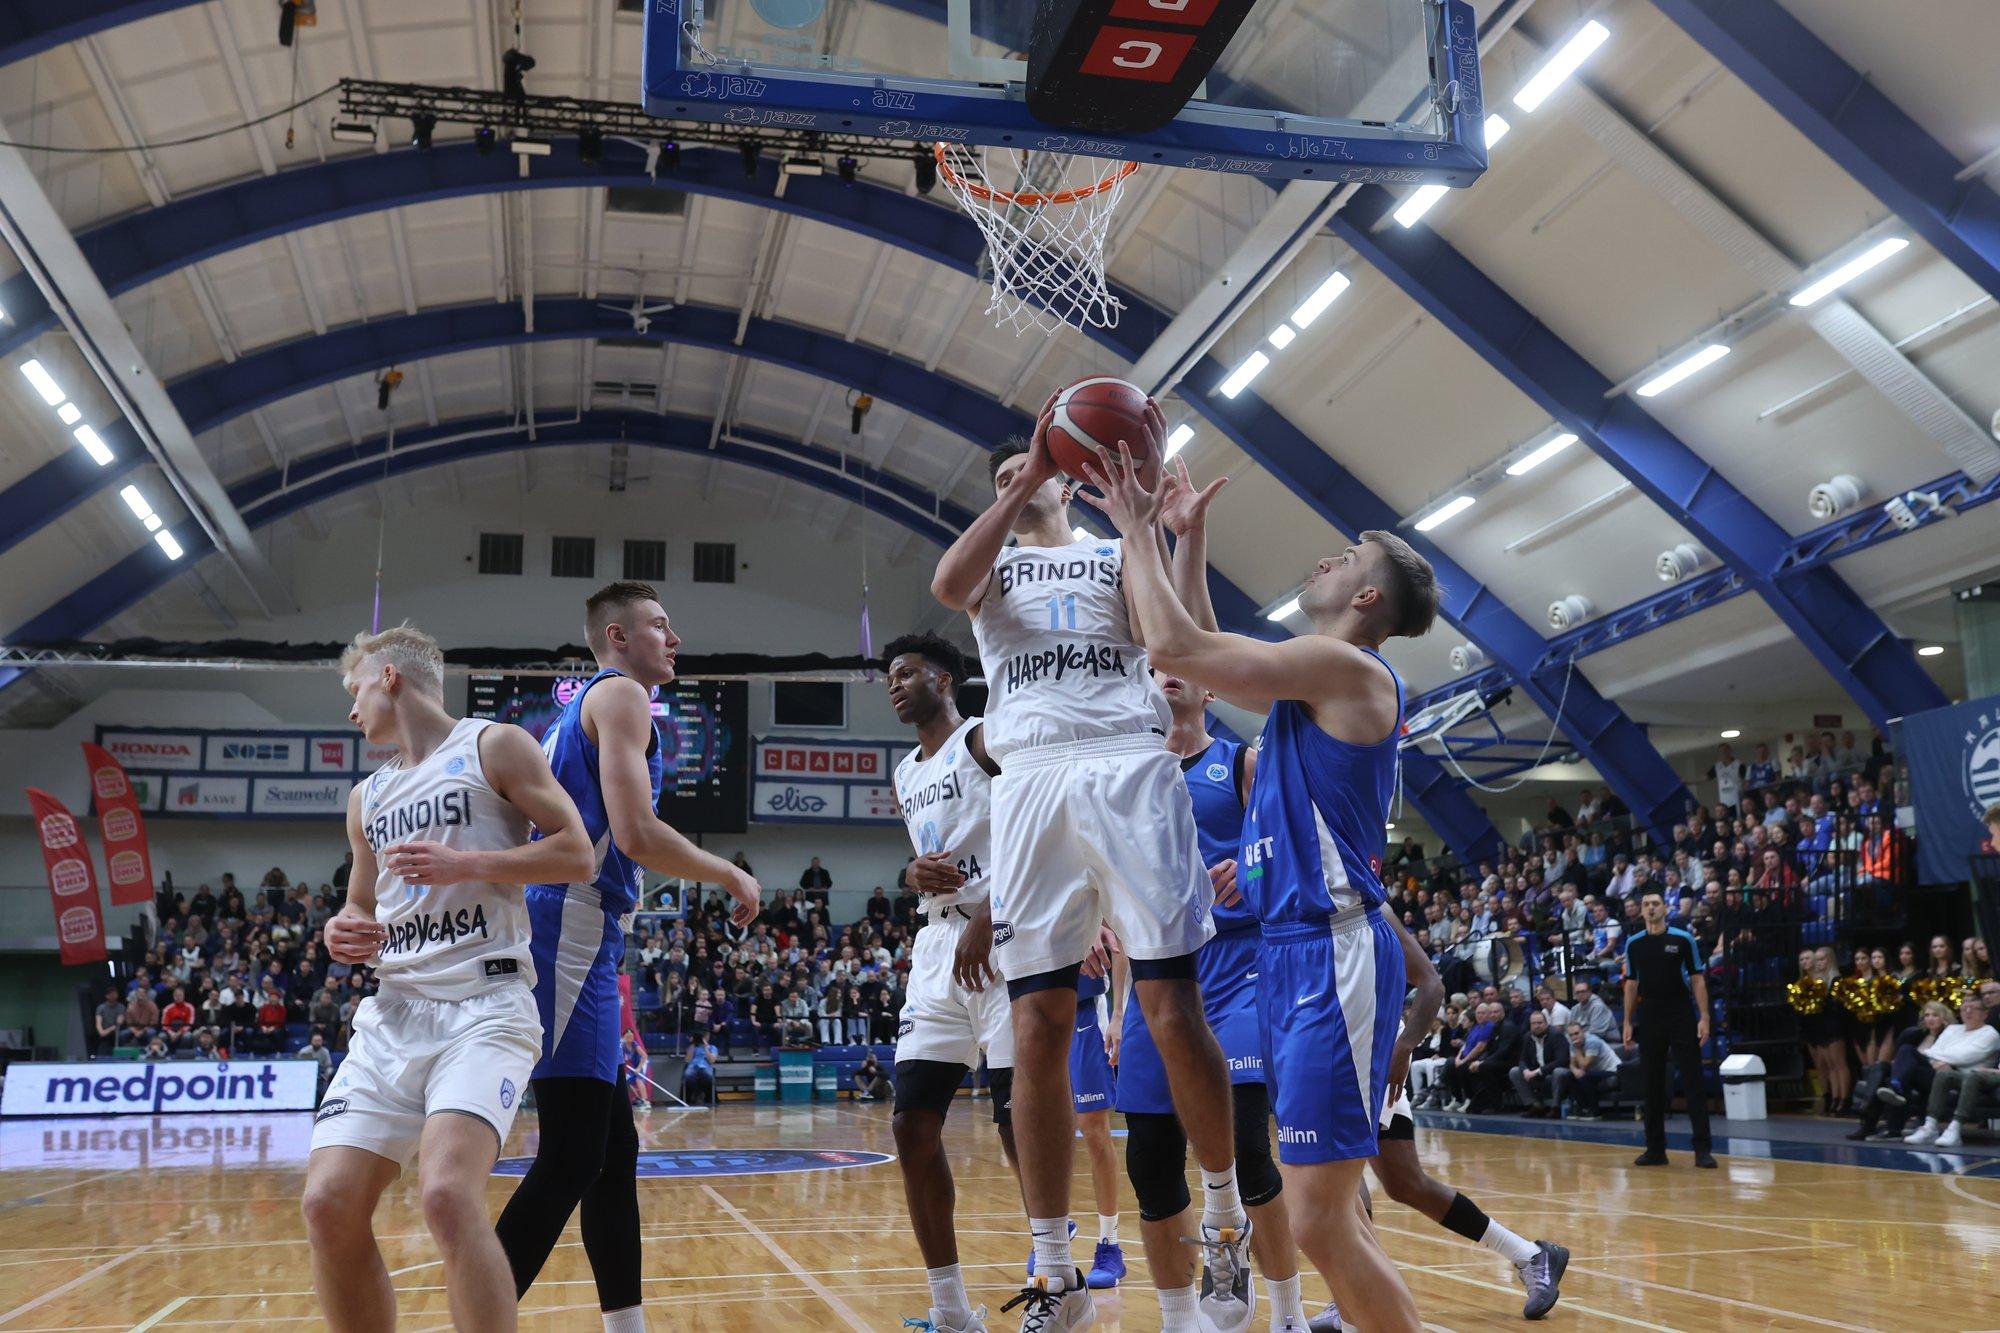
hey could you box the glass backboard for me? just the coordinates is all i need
[642,0,1487,184]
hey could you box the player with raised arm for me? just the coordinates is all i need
[307,626,596,1333]
[493,582,763,1332]
[882,630,1020,1333]
[1082,440,1435,1332]
[931,402,1253,1333]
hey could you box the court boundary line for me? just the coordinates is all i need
[0,1245,152,1328]
[699,1183,871,1332]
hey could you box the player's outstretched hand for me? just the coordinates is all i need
[726,868,763,928]
[1078,440,1163,538]
[1208,858,1242,909]
[382,840,473,887]
[325,909,387,964]
[906,851,967,895]
[1081,923,1123,980]
[1021,390,1061,488]
[1160,459,1228,537]
[954,901,998,993]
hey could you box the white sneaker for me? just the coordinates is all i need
[905,1308,990,1333]
[1003,1273,1094,1332]
[1194,1219,1256,1332]
[1904,1121,1940,1144]
[1306,1300,1345,1333]
[1936,1120,1963,1147]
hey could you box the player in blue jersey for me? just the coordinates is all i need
[1113,667,1309,1332]
[1069,966,1126,1289]
[1085,444,1438,1331]
[494,582,762,1333]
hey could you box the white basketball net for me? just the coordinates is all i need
[934,144,1138,337]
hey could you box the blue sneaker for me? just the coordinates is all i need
[1025,1219,1079,1278]
[1085,1238,1125,1289]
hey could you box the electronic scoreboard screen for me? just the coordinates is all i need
[467,674,749,833]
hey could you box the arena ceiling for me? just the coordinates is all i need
[0,0,1996,847]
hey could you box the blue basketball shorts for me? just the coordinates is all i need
[1258,908,1404,1164]
[526,882,626,1083]
[1070,1013,1117,1115]
[1115,929,1264,1116]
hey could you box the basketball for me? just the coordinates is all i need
[1045,376,1158,480]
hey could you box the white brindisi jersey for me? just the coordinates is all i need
[895,717,993,912]
[971,536,1169,759]
[357,717,536,1001]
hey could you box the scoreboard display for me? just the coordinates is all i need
[467,674,749,833]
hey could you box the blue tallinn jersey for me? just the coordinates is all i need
[1240,648,1402,924]
[1183,737,1254,934]
[535,668,664,916]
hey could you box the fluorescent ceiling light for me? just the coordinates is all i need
[1788,236,1910,307]
[511,136,553,157]
[1266,596,1301,622]
[1393,117,1510,229]
[330,120,377,145]
[1505,432,1578,476]
[1513,20,1611,111]
[1720,728,1741,739]
[1635,343,1730,398]
[143,513,162,532]
[56,401,82,425]
[1289,272,1350,328]
[1917,644,1945,657]
[781,157,824,176]
[155,530,184,560]
[1164,423,1194,459]
[1218,351,1269,398]
[119,485,154,520]
[72,425,113,465]
[1268,324,1296,349]
[1414,494,1475,532]
[19,359,64,406]
[1385,821,1396,830]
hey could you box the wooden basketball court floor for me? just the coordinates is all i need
[1,1101,1994,1331]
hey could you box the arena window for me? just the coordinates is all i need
[477,531,523,575]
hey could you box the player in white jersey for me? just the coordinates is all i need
[306,626,595,1333]
[932,409,1252,1333]
[884,631,1019,1333]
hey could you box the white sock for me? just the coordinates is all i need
[1478,1218,1539,1267]
[1266,1273,1304,1324]
[601,1306,645,1333]
[1157,1284,1201,1332]
[927,1263,972,1324]
[1097,1212,1120,1244]
[1030,1215,1075,1287]
[1200,1164,1245,1229]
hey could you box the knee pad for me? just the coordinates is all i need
[1230,1082,1283,1207]
[1124,1112,1192,1222]
[986,1066,1014,1127]
[892,1059,969,1120]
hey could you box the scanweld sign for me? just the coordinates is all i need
[0,1060,318,1117]
[97,727,389,820]
[252,778,353,816]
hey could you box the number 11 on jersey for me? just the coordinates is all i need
[1046,593,1079,630]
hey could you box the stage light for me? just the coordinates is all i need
[474,125,497,155]
[740,141,761,177]
[511,136,552,158]
[409,113,436,152]
[331,120,377,146]
[577,127,604,164]
[837,155,858,184]
[913,153,937,195]
[502,48,537,100]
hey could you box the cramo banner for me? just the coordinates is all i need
[0,1061,317,1117]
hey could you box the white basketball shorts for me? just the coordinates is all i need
[311,984,541,1170]
[989,733,1214,980]
[895,904,1014,1070]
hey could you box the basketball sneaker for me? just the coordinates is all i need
[904,1308,990,1333]
[1517,1240,1569,1319]
[1935,1121,1963,1148]
[1194,1218,1256,1331]
[1084,1239,1125,1289]
[1001,1272,1095,1332]
[1306,1299,1345,1332]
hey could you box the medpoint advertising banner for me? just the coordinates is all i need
[82,743,156,906]
[24,789,107,966]
[97,726,371,820]
[0,1060,318,1117]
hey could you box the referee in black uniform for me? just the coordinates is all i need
[1621,890,1717,1168]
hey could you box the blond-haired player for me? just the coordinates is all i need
[305,625,595,1332]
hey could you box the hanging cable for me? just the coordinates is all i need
[1434,655,1581,795]
[0,85,340,154]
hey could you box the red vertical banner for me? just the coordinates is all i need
[82,742,156,906]
[26,789,108,966]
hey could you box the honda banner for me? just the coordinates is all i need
[25,789,107,966]
[82,743,156,906]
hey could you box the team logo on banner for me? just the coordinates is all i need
[1967,712,2000,815]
